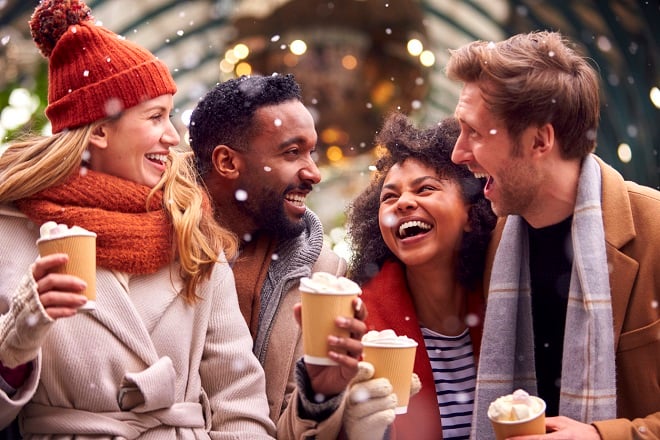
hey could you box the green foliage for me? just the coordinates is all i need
[1,60,49,142]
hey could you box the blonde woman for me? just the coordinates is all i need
[0,0,274,437]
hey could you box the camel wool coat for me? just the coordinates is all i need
[483,157,660,440]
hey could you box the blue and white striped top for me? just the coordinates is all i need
[421,326,476,440]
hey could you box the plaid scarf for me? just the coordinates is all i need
[471,155,616,439]
[15,169,173,274]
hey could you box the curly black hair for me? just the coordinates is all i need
[346,112,496,290]
[188,73,302,176]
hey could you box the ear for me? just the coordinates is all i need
[211,145,242,179]
[89,123,110,150]
[531,123,555,155]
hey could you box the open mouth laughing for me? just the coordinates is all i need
[145,153,168,166]
[397,220,432,239]
[285,193,306,207]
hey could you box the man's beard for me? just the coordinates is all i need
[238,185,307,240]
[494,158,540,217]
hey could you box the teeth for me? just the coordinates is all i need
[398,220,432,238]
[473,172,489,179]
[146,153,168,163]
[286,194,306,205]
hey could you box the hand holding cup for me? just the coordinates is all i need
[299,272,362,366]
[36,221,97,312]
[487,389,546,440]
[361,329,418,415]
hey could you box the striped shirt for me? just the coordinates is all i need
[421,326,476,440]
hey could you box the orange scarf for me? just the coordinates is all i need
[15,169,172,274]
[232,234,277,338]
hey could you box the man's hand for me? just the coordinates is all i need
[293,297,367,397]
[508,416,600,440]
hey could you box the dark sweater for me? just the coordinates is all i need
[527,215,573,416]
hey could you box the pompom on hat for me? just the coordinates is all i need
[30,0,177,133]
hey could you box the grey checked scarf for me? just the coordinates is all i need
[471,155,617,439]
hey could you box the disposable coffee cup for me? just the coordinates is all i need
[362,337,418,414]
[488,396,546,440]
[37,231,97,311]
[300,289,358,365]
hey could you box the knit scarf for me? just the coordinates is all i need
[471,155,617,439]
[15,169,172,274]
[233,233,278,338]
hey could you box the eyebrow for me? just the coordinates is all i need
[382,175,445,190]
[141,105,169,115]
[277,136,313,151]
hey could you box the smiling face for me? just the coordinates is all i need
[378,159,470,269]
[235,99,321,240]
[88,94,180,188]
[451,83,542,218]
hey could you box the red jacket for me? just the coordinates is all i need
[361,260,484,440]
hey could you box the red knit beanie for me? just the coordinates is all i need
[29,0,177,133]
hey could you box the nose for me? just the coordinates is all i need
[396,191,417,210]
[300,156,321,184]
[451,132,472,165]
[162,119,181,147]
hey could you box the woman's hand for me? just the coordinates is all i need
[32,253,89,319]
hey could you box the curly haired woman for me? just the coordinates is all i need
[344,112,496,440]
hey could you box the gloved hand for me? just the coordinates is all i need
[0,275,53,368]
[410,372,421,397]
[343,361,397,440]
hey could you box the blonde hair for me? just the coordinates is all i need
[0,127,237,304]
[154,150,238,303]
[0,128,91,202]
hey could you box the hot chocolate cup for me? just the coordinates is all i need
[301,290,358,365]
[488,396,546,440]
[37,232,97,311]
[362,337,418,414]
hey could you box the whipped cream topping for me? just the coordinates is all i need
[299,271,362,295]
[39,221,96,239]
[488,389,545,422]
[362,329,417,347]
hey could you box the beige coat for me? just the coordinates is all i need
[0,206,276,439]
[268,246,349,440]
[484,158,660,440]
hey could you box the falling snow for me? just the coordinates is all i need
[26,313,39,327]
[235,189,248,201]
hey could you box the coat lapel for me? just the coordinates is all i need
[597,157,638,350]
[89,268,162,365]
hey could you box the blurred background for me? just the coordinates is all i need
[1,0,658,258]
